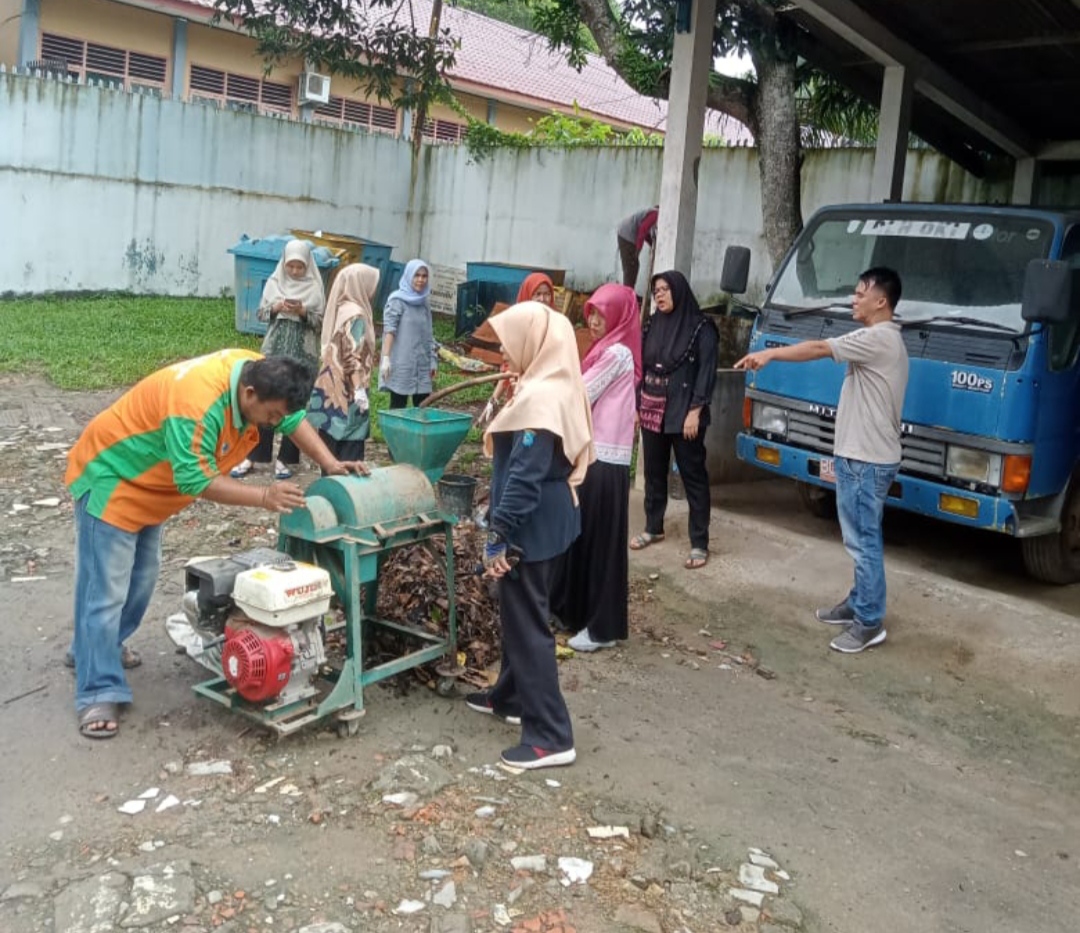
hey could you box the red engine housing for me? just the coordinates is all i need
[222,621,294,702]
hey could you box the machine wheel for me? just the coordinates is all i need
[1020,480,1080,584]
[335,708,365,739]
[796,481,837,520]
[436,676,458,698]
[337,718,362,739]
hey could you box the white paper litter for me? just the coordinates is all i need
[557,857,593,885]
[185,760,232,776]
[393,899,425,915]
[156,795,181,813]
[138,787,160,800]
[118,800,147,815]
[587,825,630,839]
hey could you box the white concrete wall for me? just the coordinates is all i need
[0,70,1010,300]
[0,72,414,295]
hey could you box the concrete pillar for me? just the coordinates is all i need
[18,0,41,67]
[1011,157,1037,205]
[870,65,913,202]
[653,0,717,277]
[401,107,413,141]
[170,18,187,100]
[486,98,497,125]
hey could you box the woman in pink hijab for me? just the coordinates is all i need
[559,284,642,652]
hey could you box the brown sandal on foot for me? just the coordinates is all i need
[685,548,709,570]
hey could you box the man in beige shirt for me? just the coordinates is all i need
[736,267,908,654]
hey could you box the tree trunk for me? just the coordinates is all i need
[748,47,803,270]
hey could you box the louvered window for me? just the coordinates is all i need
[314,95,398,134]
[39,33,167,92]
[423,118,466,144]
[189,65,293,116]
[260,79,292,112]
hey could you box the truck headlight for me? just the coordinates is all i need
[946,446,1002,486]
[752,403,788,439]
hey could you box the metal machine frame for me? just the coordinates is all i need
[191,469,458,738]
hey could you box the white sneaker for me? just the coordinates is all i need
[568,629,616,653]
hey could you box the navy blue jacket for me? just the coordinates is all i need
[489,429,580,562]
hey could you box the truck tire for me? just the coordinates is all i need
[1020,481,1080,584]
[796,481,837,520]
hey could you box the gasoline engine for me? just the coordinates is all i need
[180,548,332,707]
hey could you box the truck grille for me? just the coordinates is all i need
[785,411,946,478]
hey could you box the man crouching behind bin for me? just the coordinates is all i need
[64,349,369,740]
[465,302,595,770]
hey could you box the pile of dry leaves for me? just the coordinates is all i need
[373,523,502,689]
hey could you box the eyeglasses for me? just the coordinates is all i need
[652,285,671,297]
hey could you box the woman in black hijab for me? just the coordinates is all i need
[630,270,718,568]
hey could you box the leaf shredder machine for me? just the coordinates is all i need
[172,408,475,738]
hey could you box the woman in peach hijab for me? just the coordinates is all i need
[466,301,593,771]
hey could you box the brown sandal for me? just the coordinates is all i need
[685,548,709,570]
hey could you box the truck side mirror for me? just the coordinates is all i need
[720,246,751,295]
[1022,259,1072,323]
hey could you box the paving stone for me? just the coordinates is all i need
[730,888,765,907]
[1,881,46,901]
[120,862,195,928]
[429,914,472,933]
[374,755,456,795]
[765,898,804,927]
[54,872,127,933]
[613,903,663,933]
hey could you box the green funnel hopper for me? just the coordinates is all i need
[378,408,474,482]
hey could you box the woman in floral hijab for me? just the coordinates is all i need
[306,264,380,467]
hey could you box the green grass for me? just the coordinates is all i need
[0,295,494,445]
[0,295,260,389]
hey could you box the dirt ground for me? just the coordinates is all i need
[1,374,1079,933]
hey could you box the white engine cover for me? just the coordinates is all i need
[231,561,332,627]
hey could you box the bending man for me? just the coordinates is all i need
[65,349,368,738]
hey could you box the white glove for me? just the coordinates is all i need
[353,386,369,413]
[380,356,391,380]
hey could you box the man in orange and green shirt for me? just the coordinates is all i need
[65,349,367,739]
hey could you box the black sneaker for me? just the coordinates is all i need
[829,622,887,654]
[465,692,522,726]
[500,744,576,770]
[815,601,855,625]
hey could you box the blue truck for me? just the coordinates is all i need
[723,203,1080,583]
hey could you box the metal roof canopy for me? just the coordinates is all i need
[787,0,1080,178]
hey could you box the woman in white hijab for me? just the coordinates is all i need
[306,263,380,468]
[232,239,326,480]
[465,301,594,771]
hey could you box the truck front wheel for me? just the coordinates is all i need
[796,481,837,520]
[1020,481,1080,584]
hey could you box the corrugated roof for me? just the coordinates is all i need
[173,0,747,140]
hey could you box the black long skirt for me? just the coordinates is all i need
[558,460,630,642]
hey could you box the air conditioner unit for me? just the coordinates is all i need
[298,72,330,105]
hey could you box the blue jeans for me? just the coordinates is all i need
[834,457,898,628]
[71,494,162,711]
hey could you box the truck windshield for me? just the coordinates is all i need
[769,213,1055,332]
